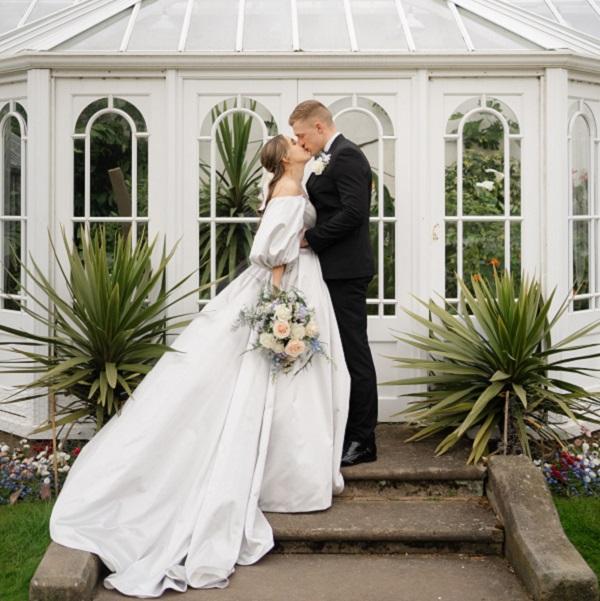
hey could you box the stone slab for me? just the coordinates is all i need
[487,454,599,601]
[93,553,533,601]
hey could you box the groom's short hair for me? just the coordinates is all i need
[289,100,334,126]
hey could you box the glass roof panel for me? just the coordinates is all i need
[510,0,557,21]
[297,0,351,50]
[350,0,408,50]
[402,0,466,50]
[552,0,600,39]
[0,0,31,35]
[244,0,293,51]
[127,0,187,51]
[27,0,76,25]
[55,7,131,50]
[186,0,237,51]
[459,7,543,50]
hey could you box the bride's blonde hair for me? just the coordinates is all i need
[259,135,289,211]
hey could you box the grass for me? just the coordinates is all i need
[0,499,55,601]
[0,496,598,599]
[553,495,600,579]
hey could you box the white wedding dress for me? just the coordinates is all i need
[49,194,351,598]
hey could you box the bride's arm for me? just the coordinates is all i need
[272,265,285,288]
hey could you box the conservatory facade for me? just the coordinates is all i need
[1,0,600,436]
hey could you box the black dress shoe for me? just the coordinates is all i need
[341,440,377,467]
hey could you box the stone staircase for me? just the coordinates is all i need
[91,423,534,601]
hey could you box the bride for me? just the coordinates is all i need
[49,133,351,598]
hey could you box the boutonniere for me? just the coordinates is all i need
[311,152,330,176]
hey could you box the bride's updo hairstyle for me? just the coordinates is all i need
[260,134,289,210]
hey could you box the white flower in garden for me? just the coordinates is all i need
[533,459,541,466]
[58,465,70,473]
[259,332,277,350]
[291,324,306,340]
[484,168,504,182]
[305,320,319,337]
[584,475,591,483]
[0,444,9,453]
[36,450,47,459]
[285,339,306,358]
[43,477,50,484]
[475,180,495,192]
[275,304,292,321]
[273,320,291,339]
[583,442,590,454]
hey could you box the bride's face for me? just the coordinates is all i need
[284,136,311,166]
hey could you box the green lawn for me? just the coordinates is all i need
[0,496,598,600]
[553,496,600,579]
[0,499,55,601]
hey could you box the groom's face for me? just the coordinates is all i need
[292,118,326,157]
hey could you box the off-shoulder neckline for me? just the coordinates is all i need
[269,194,306,201]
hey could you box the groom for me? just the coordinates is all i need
[289,100,378,467]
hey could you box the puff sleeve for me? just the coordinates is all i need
[249,195,306,270]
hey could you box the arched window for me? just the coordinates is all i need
[328,95,396,316]
[568,100,597,312]
[198,95,277,306]
[444,96,521,301]
[0,101,27,311]
[73,96,148,254]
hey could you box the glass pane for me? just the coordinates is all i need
[445,139,458,217]
[113,98,147,132]
[350,0,407,50]
[55,8,132,51]
[75,98,108,134]
[73,222,130,267]
[486,98,519,134]
[89,113,133,218]
[510,140,521,216]
[200,101,270,218]
[0,104,9,123]
[573,219,590,298]
[28,0,74,23]
[2,220,21,310]
[384,138,395,217]
[128,0,187,51]
[445,221,458,299]
[186,0,237,50]
[553,0,600,38]
[74,138,84,217]
[571,114,591,216]
[14,103,27,125]
[511,0,556,20]
[463,221,505,287]
[458,7,541,50]
[0,0,30,35]
[137,137,148,217]
[367,222,378,304]
[244,0,292,50]
[462,111,505,216]
[3,117,22,216]
[297,0,351,50]
[367,222,394,306]
[511,221,522,291]
[446,98,481,135]
[357,97,394,136]
[402,0,466,50]
[199,222,258,294]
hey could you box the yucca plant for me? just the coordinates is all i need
[0,224,206,434]
[386,269,600,465]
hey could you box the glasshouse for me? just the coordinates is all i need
[1,0,600,437]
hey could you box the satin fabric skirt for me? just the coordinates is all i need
[49,248,350,598]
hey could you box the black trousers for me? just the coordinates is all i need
[325,276,378,447]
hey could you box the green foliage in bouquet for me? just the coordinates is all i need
[385,269,600,465]
[0,225,204,433]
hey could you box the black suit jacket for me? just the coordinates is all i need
[304,134,375,280]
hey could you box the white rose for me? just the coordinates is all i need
[285,339,306,358]
[305,320,319,337]
[273,320,291,339]
[291,324,306,340]
[275,304,292,321]
[273,341,285,354]
[259,332,276,350]
[312,158,325,175]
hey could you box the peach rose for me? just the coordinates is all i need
[273,320,291,339]
[285,339,306,358]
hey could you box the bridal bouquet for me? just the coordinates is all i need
[234,285,330,377]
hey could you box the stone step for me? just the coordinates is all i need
[340,423,486,498]
[265,496,503,555]
[92,553,532,601]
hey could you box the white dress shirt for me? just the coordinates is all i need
[323,131,341,153]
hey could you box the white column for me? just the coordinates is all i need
[26,68,52,430]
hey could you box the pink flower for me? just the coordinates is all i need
[273,320,291,339]
[284,339,306,358]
